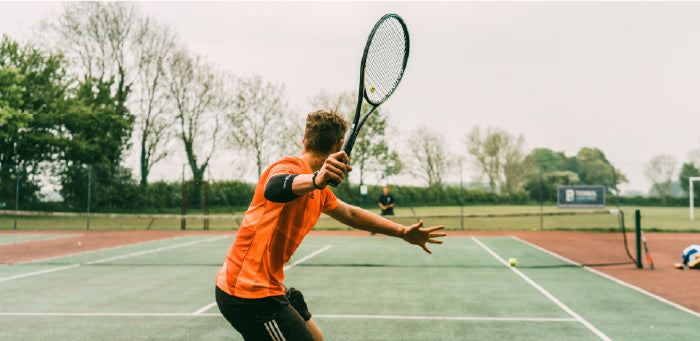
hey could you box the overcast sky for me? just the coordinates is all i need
[2,1,700,194]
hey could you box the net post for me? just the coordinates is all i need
[635,209,643,269]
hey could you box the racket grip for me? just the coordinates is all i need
[328,133,357,187]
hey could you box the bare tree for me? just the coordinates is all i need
[227,75,295,176]
[41,3,180,187]
[501,134,528,195]
[406,127,450,187]
[166,48,225,188]
[466,126,527,194]
[644,154,677,204]
[131,19,177,187]
[44,2,141,112]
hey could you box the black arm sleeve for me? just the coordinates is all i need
[264,174,300,203]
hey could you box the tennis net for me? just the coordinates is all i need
[0,208,640,267]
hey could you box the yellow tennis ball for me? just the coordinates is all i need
[508,258,517,267]
[370,86,375,93]
[77,241,82,247]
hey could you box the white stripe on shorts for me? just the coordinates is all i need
[264,320,286,341]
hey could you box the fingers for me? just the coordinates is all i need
[424,225,445,232]
[330,151,349,164]
[319,154,350,186]
[421,244,432,254]
[408,220,424,230]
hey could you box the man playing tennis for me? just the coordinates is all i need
[215,109,445,341]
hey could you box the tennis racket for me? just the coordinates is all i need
[329,13,410,187]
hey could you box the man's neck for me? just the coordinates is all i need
[301,150,330,172]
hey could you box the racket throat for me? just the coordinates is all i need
[342,130,359,158]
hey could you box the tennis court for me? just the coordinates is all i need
[1,232,698,340]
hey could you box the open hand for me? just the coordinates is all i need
[403,221,446,254]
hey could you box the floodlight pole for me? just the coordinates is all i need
[690,177,700,220]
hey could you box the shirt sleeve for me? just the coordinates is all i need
[321,188,339,212]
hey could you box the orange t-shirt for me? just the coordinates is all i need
[216,157,338,298]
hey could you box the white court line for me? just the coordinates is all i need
[84,236,228,265]
[314,314,577,322]
[192,302,218,316]
[0,312,578,322]
[512,236,700,319]
[471,237,612,341]
[0,264,81,283]
[283,244,332,271]
[0,236,228,283]
[192,244,333,315]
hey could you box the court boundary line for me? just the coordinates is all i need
[6,234,230,266]
[0,235,228,283]
[192,244,333,315]
[472,237,611,341]
[0,311,578,322]
[511,236,700,319]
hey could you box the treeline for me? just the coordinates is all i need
[15,176,690,215]
[4,2,699,213]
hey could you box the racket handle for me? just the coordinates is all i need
[328,133,358,187]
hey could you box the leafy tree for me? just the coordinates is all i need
[0,36,70,206]
[522,147,626,201]
[59,78,135,210]
[44,2,171,189]
[528,148,567,172]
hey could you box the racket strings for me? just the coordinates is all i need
[364,18,408,105]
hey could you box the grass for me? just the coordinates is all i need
[3,205,700,232]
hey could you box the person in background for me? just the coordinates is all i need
[378,186,395,218]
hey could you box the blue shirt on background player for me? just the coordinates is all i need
[379,186,395,216]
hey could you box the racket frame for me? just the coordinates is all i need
[328,14,409,188]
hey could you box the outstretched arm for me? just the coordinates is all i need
[326,201,445,254]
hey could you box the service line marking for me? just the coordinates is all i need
[472,237,611,341]
[193,244,332,315]
[0,236,227,283]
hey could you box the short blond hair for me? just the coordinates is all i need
[304,109,348,153]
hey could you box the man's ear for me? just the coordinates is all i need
[334,139,344,153]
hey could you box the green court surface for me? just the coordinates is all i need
[0,235,697,340]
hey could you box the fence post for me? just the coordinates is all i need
[14,163,20,230]
[86,164,92,230]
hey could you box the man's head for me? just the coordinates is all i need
[303,109,348,154]
[383,187,390,195]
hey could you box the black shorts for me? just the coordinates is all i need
[215,286,313,341]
